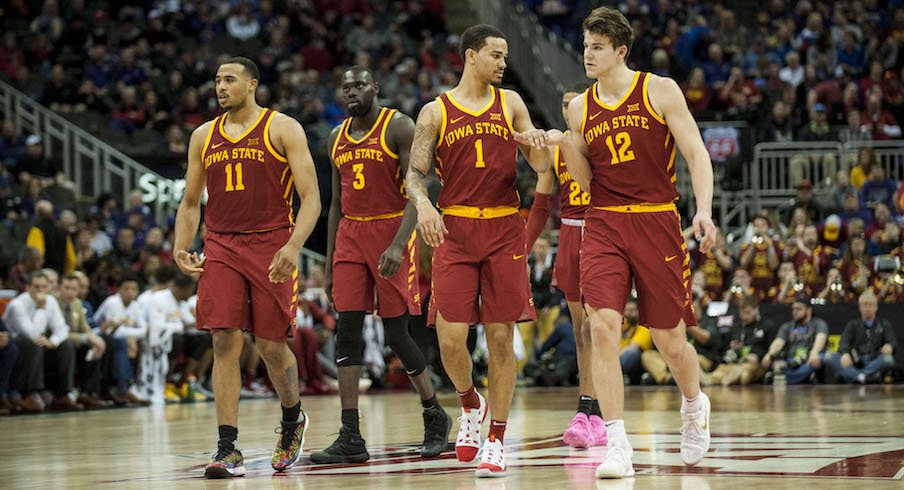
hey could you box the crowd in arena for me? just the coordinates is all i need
[0,0,903,415]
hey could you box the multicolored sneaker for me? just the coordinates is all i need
[205,443,245,479]
[272,413,309,471]
[589,414,608,447]
[563,413,592,448]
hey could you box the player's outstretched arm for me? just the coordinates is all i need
[379,112,418,278]
[174,121,212,275]
[269,114,322,283]
[551,94,592,193]
[525,162,555,251]
[650,75,716,252]
[506,89,551,173]
[324,126,343,302]
[406,101,447,248]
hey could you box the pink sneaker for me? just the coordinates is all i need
[589,415,608,446]
[563,413,592,448]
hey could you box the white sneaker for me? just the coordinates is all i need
[596,437,634,478]
[455,391,487,463]
[680,392,711,466]
[475,437,506,477]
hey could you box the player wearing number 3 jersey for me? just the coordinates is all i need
[544,7,717,480]
[406,25,551,478]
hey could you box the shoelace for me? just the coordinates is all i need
[681,412,705,445]
[213,444,236,461]
[481,442,503,466]
[275,423,300,450]
[456,415,480,445]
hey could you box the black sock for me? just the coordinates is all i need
[590,399,602,418]
[218,425,238,448]
[577,395,593,415]
[421,394,440,412]
[341,408,360,434]
[282,401,301,423]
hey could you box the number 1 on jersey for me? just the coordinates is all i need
[474,139,486,168]
[225,162,245,192]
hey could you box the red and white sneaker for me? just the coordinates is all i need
[455,391,487,463]
[475,436,506,477]
[563,413,592,448]
[589,414,608,447]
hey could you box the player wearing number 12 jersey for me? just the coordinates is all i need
[174,57,321,478]
[525,84,607,450]
[544,8,717,479]
[406,25,551,478]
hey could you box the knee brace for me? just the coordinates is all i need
[335,311,366,367]
[383,314,426,376]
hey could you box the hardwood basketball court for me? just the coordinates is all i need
[2,385,903,489]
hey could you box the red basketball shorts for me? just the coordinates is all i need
[428,213,535,326]
[580,206,697,330]
[553,219,583,302]
[197,228,297,342]
[331,217,421,318]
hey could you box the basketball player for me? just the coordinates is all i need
[406,25,551,478]
[314,66,452,464]
[174,57,321,479]
[525,84,606,449]
[544,7,717,478]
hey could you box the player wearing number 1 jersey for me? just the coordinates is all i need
[406,25,551,478]
[525,84,607,449]
[316,66,451,464]
[544,8,717,479]
[174,58,321,478]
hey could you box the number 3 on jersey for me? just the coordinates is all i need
[225,162,245,192]
[352,163,366,189]
[605,132,635,165]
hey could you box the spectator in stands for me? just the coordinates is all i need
[871,255,904,303]
[3,270,80,412]
[862,91,902,140]
[689,230,733,302]
[107,227,140,271]
[163,123,187,158]
[110,86,147,136]
[867,203,895,241]
[779,50,804,88]
[705,295,777,385]
[703,42,732,90]
[818,214,847,252]
[788,224,831,295]
[762,296,829,385]
[799,103,834,141]
[0,317,18,415]
[226,3,261,41]
[873,222,902,256]
[0,120,26,172]
[758,100,794,143]
[114,47,147,87]
[840,191,873,225]
[40,64,76,114]
[823,170,855,214]
[723,268,759,304]
[817,267,855,303]
[534,316,579,387]
[139,274,196,404]
[826,291,898,383]
[836,29,866,75]
[773,261,804,304]
[57,273,108,409]
[860,165,898,211]
[18,136,63,184]
[838,235,874,294]
[850,147,877,190]
[619,300,652,385]
[26,200,75,276]
[782,179,823,225]
[740,215,782,300]
[838,109,872,144]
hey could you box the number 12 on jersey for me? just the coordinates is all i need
[605,132,636,165]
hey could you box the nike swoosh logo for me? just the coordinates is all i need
[665,255,678,262]
[338,144,348,150]
[513,254,525,260]
[211,142,224,149]
[450,116,466,124]
[337,356,348,363]
[589,111,603,120]
[405,369,418,375]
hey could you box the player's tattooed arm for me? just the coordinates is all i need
[406,102,447,247]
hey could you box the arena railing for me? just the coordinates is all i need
[842,140,904,183]
[467,0,587,126]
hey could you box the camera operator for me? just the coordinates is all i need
[825,291,898,384]
[761,295,829,384]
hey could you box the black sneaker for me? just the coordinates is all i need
[421,408,452,458]
[310,427,370,463]
[204,442,245,478]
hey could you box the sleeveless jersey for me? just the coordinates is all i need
[581,72,678,207]
[201,108,294,234]
[330,108,406,218]
[434,86,520,209]
[553,138,590,219]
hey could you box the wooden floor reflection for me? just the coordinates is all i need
[2,385,903,489]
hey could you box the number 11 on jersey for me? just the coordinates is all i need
[225,162,245,192]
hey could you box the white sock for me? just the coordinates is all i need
[605,419,627,440]
[682,393,703,413]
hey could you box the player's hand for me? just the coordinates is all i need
[840,353,853,369]
[693,212,717,254]
[268,245,299,283]
[378,243,404,278]
[513,128,550,148]
[807,354,822,369]
[416,203,447,248]
[544,129,567,145]
[175,250,206,274]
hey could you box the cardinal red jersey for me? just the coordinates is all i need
[553,141,590,219]
[202,108,294,233]
[330,108,407,218]
[581,72,678,207]
[434,87,520,209]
